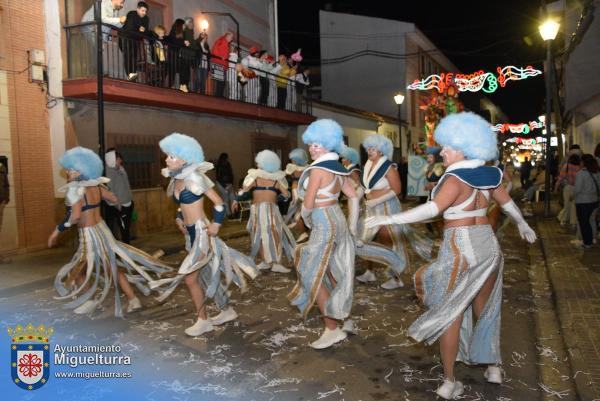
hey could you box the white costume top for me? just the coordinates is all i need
[162,162,215,198]
[243,168,288,189]
[59,177,111,206]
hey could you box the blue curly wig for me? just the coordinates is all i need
[159,133,205,164]
[340,146,361,165]
[288,148,308,166]
[255,150,281,173]
[302,119,345,153]
[362,134,393,160]
[59,146,103,180]
[434,112,498,161]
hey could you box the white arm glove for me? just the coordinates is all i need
[347,196,359,236]
[365,201,439,228]
[301,206,312,228]
[501,200,537,243]
[292,188,299,202]
[365,190,396,208]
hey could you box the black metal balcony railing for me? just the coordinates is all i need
[65,22,312,114]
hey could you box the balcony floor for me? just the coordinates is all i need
[62,78,315,126]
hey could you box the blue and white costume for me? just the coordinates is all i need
[288,152,355,320]
[150,136,258,307]
[410,159,504,362]
[240,150,296,268]
[359,151,432,274]
[53,147,171,318]
[340,145,406,276]
[366,112,537,397]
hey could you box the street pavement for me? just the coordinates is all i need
[0,213,559,401]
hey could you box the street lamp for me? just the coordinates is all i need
[201,11,240,57]
[539,18,559,217]
[200,19,209,32]
[394,93,405,160]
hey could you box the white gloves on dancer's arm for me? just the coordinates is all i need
[365,201,439,228]
[347,196,359,236]
[301,206,313,229]
[364,190,396,208]
[500,200,537,243]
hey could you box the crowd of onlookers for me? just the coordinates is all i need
[519,143,600,250]
[81,0,310,111]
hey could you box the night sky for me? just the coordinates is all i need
[278,0,548,122]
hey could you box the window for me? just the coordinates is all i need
[108,134,165,189]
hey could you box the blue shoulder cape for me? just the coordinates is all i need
[361,159,396,189]
[431,165,502,199]
[298,160,350,190]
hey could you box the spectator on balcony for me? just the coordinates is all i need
[182,17,198,92]
[241,47,261,104]
[119,1,149,82]
[168,19,191,93]
[272,54,292,110]
[287,49,302,110]
[227,44,240,100]
[294,66,310,112]
[256,51,273,106]
[82,0,126,33]
[211,32,234,98]
[81,0,126,77]
[148,25,167,87]
[195,32,211,95]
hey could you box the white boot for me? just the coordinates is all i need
[257,261,270,271]
[484,365,504,384]
[210,307,238,326]
[271,263,291,273]
[341,319,357,335]
[179,84,189,93]
[310,327,347,349]
[73,300,97,315]
[184,318,214,336]
[381,277,404,290]
[436,378,464,399]
[356,269,377,283]
[126,297,142,313]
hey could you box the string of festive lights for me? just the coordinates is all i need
[407,66,542,94]
[492,120,545,134]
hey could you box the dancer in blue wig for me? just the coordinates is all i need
[288,119,359,349]
[233,149,296,273]
[366,112,537,399]
[357,134,432,290]
[151,133,258,337]
[50,147,171,317]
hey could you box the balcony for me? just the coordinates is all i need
[63,23,315,126]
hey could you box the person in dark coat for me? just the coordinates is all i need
[119,1,149,81]
[215,153,235,217]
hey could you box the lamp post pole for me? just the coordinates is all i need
[398,104,403,161]
[543,39,553,217]
[94,0,105,159]
[394,93,405,162]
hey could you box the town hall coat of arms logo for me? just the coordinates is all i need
[8,323,53,390]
